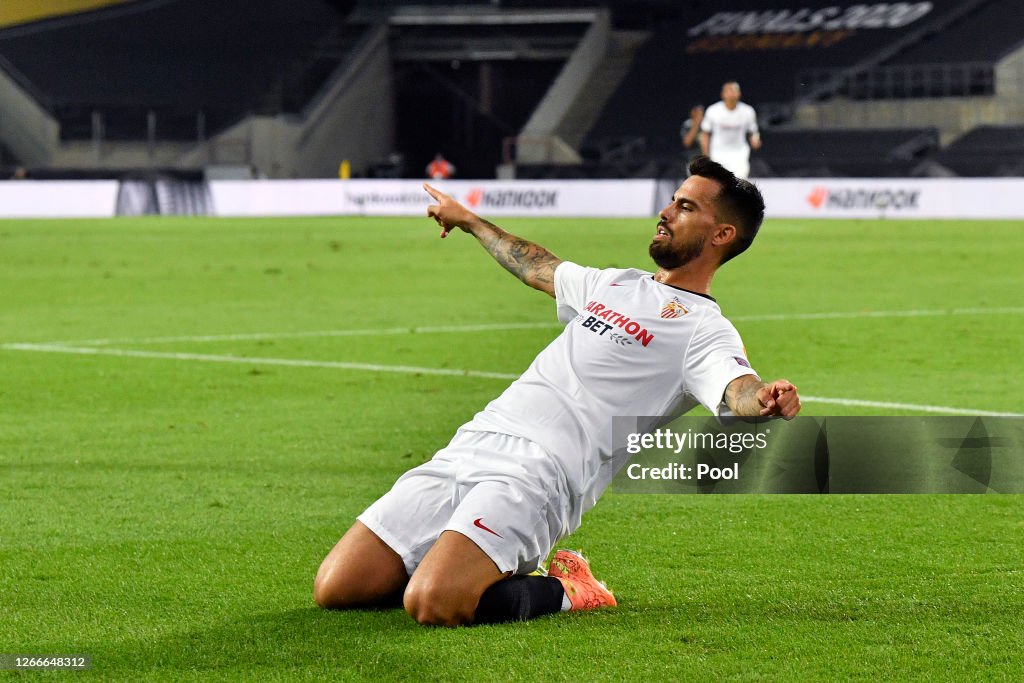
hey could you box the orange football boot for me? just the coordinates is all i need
[548,549,617,610]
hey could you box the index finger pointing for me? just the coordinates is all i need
[423,183,444,200]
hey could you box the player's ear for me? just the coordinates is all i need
[711,222,736,248]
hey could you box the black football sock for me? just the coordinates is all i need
[473,575,566,624]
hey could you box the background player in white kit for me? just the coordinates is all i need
[700,82,762,179]
[313,156,801,626]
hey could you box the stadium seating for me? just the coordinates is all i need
[518,128,942,179]
[577,0,1020,178]
[587,1,969,149]
[798,0,1024,100]
[0,0,358,140]
[888,0,1024,65]
[1,0,1019,179]
[754,128,939,177]
[0,0,583,177]
[932,126,1024,177]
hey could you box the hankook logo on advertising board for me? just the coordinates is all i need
[464,188,559,210]
[806,186,922,211]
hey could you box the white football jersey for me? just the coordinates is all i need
[701,101,759,155]
[461,262,757,516]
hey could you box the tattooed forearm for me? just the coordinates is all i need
[724,374,767,416]
[472,218,562,296]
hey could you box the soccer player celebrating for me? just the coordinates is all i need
[700,81,761,179]
[314,156,800,626]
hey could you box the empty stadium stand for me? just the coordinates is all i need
[889,0,1024,65]
[588,1,965,147]
[754,128,939,177]
[0,0,592,177]
[0,0,357,141]
[515,128,942,179]
[796,0,1024,100]
[797,62,996,100]
[932,126,1024,177]
[0,0,1020,179]
[572,0,1023,178]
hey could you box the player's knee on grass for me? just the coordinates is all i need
[403,578,478,627]
[312,562,349,609]
[313,557,359,609]
[313,558,405,609]
[313,522,409,609]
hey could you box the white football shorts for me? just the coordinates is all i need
[358,429,575,576]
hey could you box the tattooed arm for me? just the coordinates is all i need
[423,183,562,297]
[467,219,562,296]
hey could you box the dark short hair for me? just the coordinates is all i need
[687,155,765,264]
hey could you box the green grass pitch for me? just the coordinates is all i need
[1,215,1022,680]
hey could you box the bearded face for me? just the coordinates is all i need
[648,224,707,269]
[651,175,727,271]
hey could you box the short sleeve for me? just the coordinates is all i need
[554,262,628,324]
[700,114,712,133]
[683,313,758,415]
[747,107,759,135]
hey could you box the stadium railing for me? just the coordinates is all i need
[796,62,996,100]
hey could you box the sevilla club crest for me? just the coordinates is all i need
[660,299,689,319]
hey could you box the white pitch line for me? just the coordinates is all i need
[41,322,560,347]
[798,395,1021,417]
[4,342,1021,417]
[1,343,521,381]
[732,306,1024,323]
[27,305,1024,348]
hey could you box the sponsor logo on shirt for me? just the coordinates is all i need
[734,356,751,368]
[581,300,655,347]
[660,299,690,319]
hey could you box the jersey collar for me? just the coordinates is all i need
[649,276,717,302]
